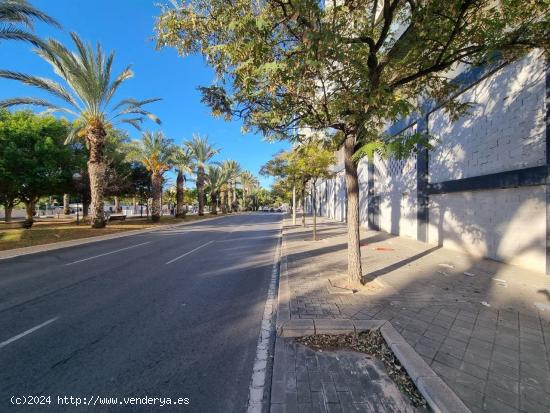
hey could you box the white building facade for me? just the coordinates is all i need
[307,50,549,274]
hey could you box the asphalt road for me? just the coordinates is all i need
[0,213,283,413]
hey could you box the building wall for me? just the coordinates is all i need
[428,186,546,272]
[429,51,547,181]
[309,50,548,274]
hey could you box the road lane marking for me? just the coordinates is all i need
[64,242,152,266]
[247,223,282,413]
[0,317,58,349]
[165,241,214,265]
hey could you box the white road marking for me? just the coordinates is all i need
[247,223,282,413]
[65,242,152,266]
[165,241,214,265]
[0,317,58,349]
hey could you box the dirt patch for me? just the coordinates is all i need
[295,330,427,408]
[329,277,385,295]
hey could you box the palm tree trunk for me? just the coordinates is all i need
[211,193,218,215]
[344,133,363,285]
[220,189,227,214]
[24,199,36,223]
[176,170,186,218]
[151,172,162,222]
[87,125,107,228]
[63,193,70,215]
[226,185,232,213]
[232,182,237,212]
[197,166,205,216]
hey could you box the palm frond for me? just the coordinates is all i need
[105,64,133,105]
[0,26,45,47]
[0,0,61,29]
[185,134,219,167]
[112,97,162,112]
[120,118,144,131]
[0,96,59,109]
[0,69,80,108]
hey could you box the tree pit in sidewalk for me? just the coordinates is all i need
[295,330,427,408]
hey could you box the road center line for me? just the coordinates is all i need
[165,240,214,265]
[0,317,58,349]
[65,241,152,266]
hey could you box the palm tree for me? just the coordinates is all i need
[173,146,193,218]
[205,165,228,215]
[127,131,174,222]
[0,33,161,227]
[185,134,218,216]
[221,160,241,212]
[0,0,60,48]
[240,171,258,211]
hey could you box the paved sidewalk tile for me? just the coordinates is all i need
[272,217,550,413]
[270,338,418,412]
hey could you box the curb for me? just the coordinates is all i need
[0,214,232,261]
[275,234,291,335]
[272,218,470,413]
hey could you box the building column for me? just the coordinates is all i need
[545,57,550,274]
[417,115,430,243]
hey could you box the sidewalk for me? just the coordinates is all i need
[272,216,550,412]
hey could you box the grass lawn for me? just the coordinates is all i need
[0,214,221,251]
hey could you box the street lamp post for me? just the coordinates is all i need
[72,173,82,225]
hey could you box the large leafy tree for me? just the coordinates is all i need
[287,140,335,240]
[157,0,549,284]
[205,165,228,215]
[261,150,302,224]
[185,134,218,215]
[173,146,193,218]
[0,110,73,223]
[0,32,161,228]
[0,0,60,48]
[128,131,175,222]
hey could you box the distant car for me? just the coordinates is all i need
[269,208,275,212]
[276,208,282,213]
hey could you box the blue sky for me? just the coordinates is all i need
[0,0,288,187]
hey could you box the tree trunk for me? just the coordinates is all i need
[197,166,205,216]
[220,189,227,214]
[176,170,186,218]
[63,193,70,215]
[24,199,35,222]
[82,199,89,217]
[4,205,13,223]
[114,196,120,213]
[301,187,306,227]
[86,124,107,228]
[344,133,363,285]
[151,172,162,222]
[292,185,296,225]
[211,193,218,215]
[312,180,317,241]
[232,182,237,212]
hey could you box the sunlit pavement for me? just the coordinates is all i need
[278,215,550,412]
[0,213,282,413]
